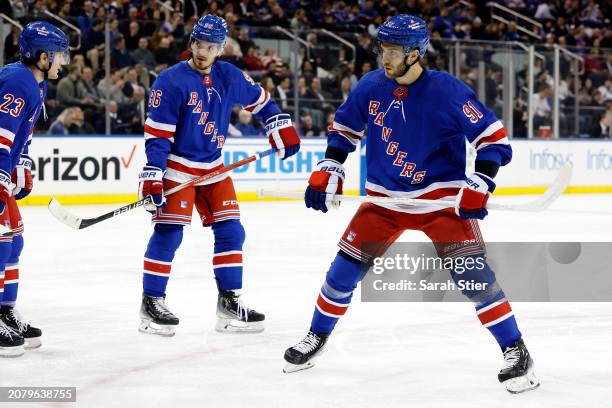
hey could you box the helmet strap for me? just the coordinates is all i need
[399,49,419,77]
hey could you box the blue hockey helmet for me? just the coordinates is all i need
[191,15,228,53]
[376,15,429,58]
[19,21,70,65]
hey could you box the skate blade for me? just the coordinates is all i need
[503,368,541,394]
[0,345,25,358]
[283,361,315,373]
[24,337,42,350]
[139,319,176,337]
[215,318,264,333]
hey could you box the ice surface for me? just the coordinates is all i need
[2,194,611,407]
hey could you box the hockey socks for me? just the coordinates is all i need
[311,253,362,334]
[476,297,522,350]
[211,220,245,291]
[0,239,12,304]
[1,235,24,307]
[449,255,522,349]
[143,224,183,297]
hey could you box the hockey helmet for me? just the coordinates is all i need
[376,15,429,58]
[191,15,228,55]
[19,21,70,65]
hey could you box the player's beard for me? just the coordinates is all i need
[191,55,214,73]
[383,61,407,79]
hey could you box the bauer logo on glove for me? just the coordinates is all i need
[265,113,300,160]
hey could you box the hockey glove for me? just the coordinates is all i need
[265,113,300,159]
[455,172,496,220]
[12,154,33,200]
[138,166,166,212]
[0,169,12,214]
[305,159,345,213]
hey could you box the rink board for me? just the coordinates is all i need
[18,135,612,205]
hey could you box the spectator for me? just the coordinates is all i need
[236,27,255,56]
[243,46,265,72]
[532,84,553,131]
[83,18,106,71]
[124,21,142,50]
[299,113,322,137]
[77,0,95,33]
[274,76,292,112]
[48,107,94,134]
[234,110,262,136]
[131,37,157,72]
[81,67,104,104]
[220,43,248,70]
[97,68,127,103]
[56,65,96,109]
[154,37,177,67]
[111,35,136,69]
[589,110,611,138]
[309,77,333,111]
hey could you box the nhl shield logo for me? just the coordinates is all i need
[347,230,357,242]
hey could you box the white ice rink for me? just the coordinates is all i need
[2,194,611,408]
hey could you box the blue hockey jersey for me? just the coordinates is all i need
[144,60,281,185]
[0,62,46,174]
[328,68,512,213]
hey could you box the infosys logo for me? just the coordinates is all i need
[31,145,138,181]
[529,149,573,170]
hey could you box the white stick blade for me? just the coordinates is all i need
[48,198,82,229]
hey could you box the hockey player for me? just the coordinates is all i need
[284,15,540,393]
[0,22,70,356]
[138,15,300,336]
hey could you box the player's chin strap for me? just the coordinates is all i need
[399,48,420,77]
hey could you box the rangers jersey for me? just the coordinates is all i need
[328,68,512,213]
[144,60,281,184]
[0,62,46,173]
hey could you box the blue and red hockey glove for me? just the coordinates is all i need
[12,154,33,200]
[305,159,345,213]
[0,169,12,214]
[265,113,300,159]
[455,172,496,220]
[138,166,166,213]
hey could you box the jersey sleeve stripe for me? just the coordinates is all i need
[144,118,176,132]
[243,88,270,114]
[0,128,16,143]
[0,136,13,148]
[330,121,365,138]
[144,124,175,139]
[475,128,509,150]
[470,120,504,147]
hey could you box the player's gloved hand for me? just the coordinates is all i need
[265,113,300,159]
[455,172,496,220]
[305,159,345,213]
[0,169,12,214]
[12,154,33,200]
[138,165,166,212]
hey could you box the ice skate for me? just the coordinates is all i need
[139,295,179,337]
[283,330,329,373]
[215,287,265,333]
[0,319,24,357]
[498,339,540,393]
[0,306,42,349]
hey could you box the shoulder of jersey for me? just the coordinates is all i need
[0,63,39,96]
[155,62,188,89]
[351,69,386,96]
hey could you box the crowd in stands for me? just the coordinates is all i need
[1,0,610,138]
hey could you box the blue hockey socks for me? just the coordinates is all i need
[143,224,183,297]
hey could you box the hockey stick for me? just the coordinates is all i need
[258,163,573,212]
[48,148,277,230]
